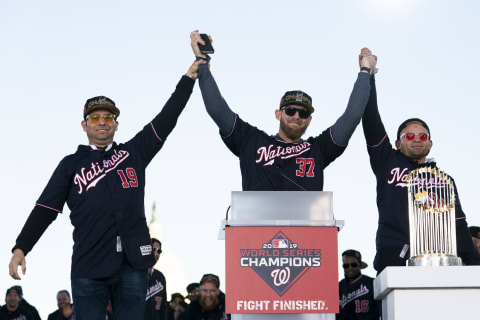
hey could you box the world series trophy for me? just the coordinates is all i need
[406,166,462,266]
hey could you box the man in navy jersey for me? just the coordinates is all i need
[191,30,377,191]
[361,50,480,272]
[8,59,204,320]
[469,226,480,254]
[144,238,168,320]
[337,250,379,320]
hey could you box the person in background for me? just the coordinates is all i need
[337,250,379,320]
[186,274,228,320]
[11,286,40,320]
[144,238,168,320]
[0,287,36,320]
[185,283,200,303]
[469,226,480,254]
[47,290,73,320]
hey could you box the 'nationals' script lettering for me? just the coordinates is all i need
[74,150,129,194]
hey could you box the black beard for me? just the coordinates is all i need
[409,148,430,160]
[199,296,219,311]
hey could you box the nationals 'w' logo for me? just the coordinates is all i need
[239,231,322,296]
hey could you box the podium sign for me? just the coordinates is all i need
[225,226,338,314]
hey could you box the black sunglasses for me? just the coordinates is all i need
[342,262,359,269]
[280,106,311,119]
[154,248,162,254]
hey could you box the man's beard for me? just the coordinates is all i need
[199,295,219,311]
[410,148,430,161]
[280,117,308,141]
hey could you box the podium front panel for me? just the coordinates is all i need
[225,226,338,314]
[231,191,333,221]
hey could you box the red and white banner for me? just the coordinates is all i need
[225,226,338,314]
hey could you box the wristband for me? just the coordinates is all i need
[360,67,372,74]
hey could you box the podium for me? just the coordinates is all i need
[221,191,343,320]
[374,266,480,319]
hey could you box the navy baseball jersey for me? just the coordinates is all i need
[367,135,480,271]
[223,116,346,191]
[144,268,168,320]
[37,134,157,278]
[337,275,380,320]
[16,76,195,279]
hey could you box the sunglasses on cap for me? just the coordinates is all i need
[86,114,116,124]
[342,262,359,269]
[280,106,311,119]
[400,132,429,141]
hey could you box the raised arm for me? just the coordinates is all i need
[361,49,387,146]
[330,49,377,145]
[149,60,203,140]
[190,30,236,136]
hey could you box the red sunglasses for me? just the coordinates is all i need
[400,132,429,141]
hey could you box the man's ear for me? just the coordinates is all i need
[305,116,312,127]
[81,120,87,132]
[275,109,282,121]
[395,139,400,149]
[114,121,119,131]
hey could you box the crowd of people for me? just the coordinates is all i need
[5,30,480,320]
[0,273,226,320]
[3,226,480,319]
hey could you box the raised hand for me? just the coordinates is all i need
[190,30,213,59]
[186,59,207,79]
[359,47,378,74]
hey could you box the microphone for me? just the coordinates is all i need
[250,157,284,190]
[250,156,307,191]
[275,157,307,191]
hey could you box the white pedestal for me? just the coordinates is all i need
[374,266,480,320]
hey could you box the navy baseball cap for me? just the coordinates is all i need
[186,283,200,293]
[470,226,480,239]
[170,293,184,302]
[342,249,368,269]
[397,118,430,140]
[84,96,120,119]
[279,90,314,113]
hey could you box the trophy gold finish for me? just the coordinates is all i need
[406,166,462,266]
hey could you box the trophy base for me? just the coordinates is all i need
[407,255,463,267]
